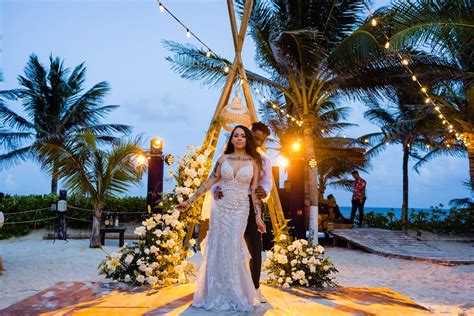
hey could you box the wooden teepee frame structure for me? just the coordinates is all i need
[186,0,286,242]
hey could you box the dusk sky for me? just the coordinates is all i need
[0,0,469,208]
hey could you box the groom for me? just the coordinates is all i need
[214,122,272,303]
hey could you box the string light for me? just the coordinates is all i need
[186,29,191,38]
[371,18,377,26]
[158,1,165,12]
[364,4,467,147]
[224,65,229,73]
[206,50,211,57]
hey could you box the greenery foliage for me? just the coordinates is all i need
[359,205,473,235]
[0,194,147,239]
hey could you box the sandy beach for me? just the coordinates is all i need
[0,229,473,315]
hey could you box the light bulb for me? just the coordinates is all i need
[224,65,229,73]
[425,98,431,103]
[159,4,165,12]
[384,41,390,49]
[421,87,427,93]
[186,30,191,38]
[412,75,417,81]
[206,51,211,57]
[371,18,377,26]
[402,59,409,65]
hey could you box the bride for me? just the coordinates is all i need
[176,125,267,312]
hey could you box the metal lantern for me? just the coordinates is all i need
[220,90,251,132]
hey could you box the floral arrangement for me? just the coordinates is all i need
[167,145,213,224]
[98,206,195,286]
[98,145,213,286]
[263,233,338,288]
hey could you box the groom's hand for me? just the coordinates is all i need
[212,185,224,200]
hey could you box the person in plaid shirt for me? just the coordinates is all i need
[350,171,366,227]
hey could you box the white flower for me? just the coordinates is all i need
[302,258,308,264]
[187,250,194,258]
[142,218,156,230]
[184,179,192,187]
[177,196,184,203]
[144,248,150,255]
[134,226,146,237]
[124,274,131,282]
[292,240,302,249]
[301,239,308,245]
[137,259,143,266]
[279,234,287,241]
[274,245,281,252]
[145,267,153,276]
[285,277,292,283]
[193,178,201,186]
[197,168,206,175]
[189,239,196,246]
[124,254,134,264]
[150,246,159,254]
[278,277,284,284]
[288,245,295,252]
[154,229,163,238]
[276,254,288,264]
[316,245,325,253]
[310,265,316,273]
[290,259,297,267]
[283,282,290,288]
[196,154,206,164]
[147,276,158,286]
[279,270,285,276]
[139,264,147,272]
[263,259,271,268]
[166,239,175,247]
[136,275,145,283]
[184,168,192,176]
[323,265,330,271]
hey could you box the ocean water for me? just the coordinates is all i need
[339,206,435,219]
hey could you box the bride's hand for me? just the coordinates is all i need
[256,216,267,234]
[175,201,191,212]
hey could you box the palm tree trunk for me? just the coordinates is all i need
[90,209,102,248]
[51,160,59,195]
[467,84,474,192]
[303,114,319,243]
[318,174,325,201]
[401,146,409,231]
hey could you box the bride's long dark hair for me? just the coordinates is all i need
[224,125,262,171]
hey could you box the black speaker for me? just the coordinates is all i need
[288,158,306,239]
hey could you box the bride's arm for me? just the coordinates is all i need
[176,155,224,211]
[251,161,267,233]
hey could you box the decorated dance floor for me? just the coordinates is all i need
[1,281,432,315]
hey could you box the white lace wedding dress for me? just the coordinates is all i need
[193,159,257,312]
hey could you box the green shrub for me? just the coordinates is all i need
[0,194,147,239]
[357,205,473,235]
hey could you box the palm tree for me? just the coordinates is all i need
[372,0,474,188]
[38,133,146,248]
[262,96,366,200]
[165,0,459,239]
[0,54,131,194]
[359,90,448,229]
